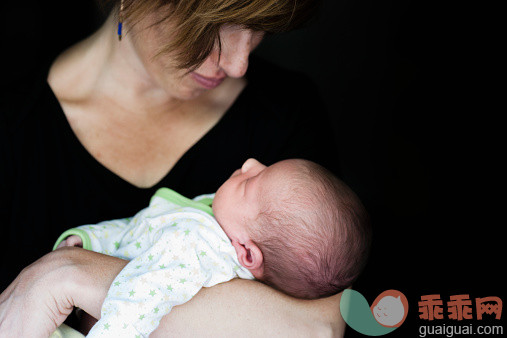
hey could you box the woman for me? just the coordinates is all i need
[0,0,345,335]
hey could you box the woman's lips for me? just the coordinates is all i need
[191,72,226,89]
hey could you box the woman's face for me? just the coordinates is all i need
[128,12,265,100]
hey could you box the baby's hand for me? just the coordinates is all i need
[56,235,83,249]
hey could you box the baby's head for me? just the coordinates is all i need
[213,158,371,299]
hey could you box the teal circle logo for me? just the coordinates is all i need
[340,289,409,336]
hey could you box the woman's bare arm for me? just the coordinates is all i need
[1,248,345,337]
[152,279,345,337]
[75,260,346,337]
[62,248,346,337]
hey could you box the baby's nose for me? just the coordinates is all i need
[241,158,261,173]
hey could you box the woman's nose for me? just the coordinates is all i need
[218,29,253,78]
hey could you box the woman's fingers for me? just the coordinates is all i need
[0,250,77,337]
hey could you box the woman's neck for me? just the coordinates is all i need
[48,15,191,115]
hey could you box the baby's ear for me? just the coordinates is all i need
[231,240,264,278]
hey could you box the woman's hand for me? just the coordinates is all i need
[0,248,76,337]
[0,247,128,337]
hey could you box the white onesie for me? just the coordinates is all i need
[54,188,254,338]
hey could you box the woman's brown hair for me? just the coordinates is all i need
[99,0,321,70]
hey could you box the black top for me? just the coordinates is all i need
[0,56,339,291]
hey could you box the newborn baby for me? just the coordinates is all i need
[55,158,371,337]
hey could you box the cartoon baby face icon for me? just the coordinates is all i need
[371,290,409,327]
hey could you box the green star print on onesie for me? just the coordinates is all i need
[53,188,254,337]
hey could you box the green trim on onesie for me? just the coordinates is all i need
[196,197,213,207]
[153,188,214,217]
[52,228,93,251]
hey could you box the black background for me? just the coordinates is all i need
[1,0,504,336]
[260,1,505,335]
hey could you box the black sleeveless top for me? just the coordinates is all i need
[0,56,339,291]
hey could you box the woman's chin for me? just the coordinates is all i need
[171,86,208,101]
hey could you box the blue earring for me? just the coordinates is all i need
[118,0,124,41]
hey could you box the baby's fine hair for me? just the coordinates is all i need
[250,160,371,299]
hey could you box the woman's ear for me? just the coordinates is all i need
[231,240,264,277]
